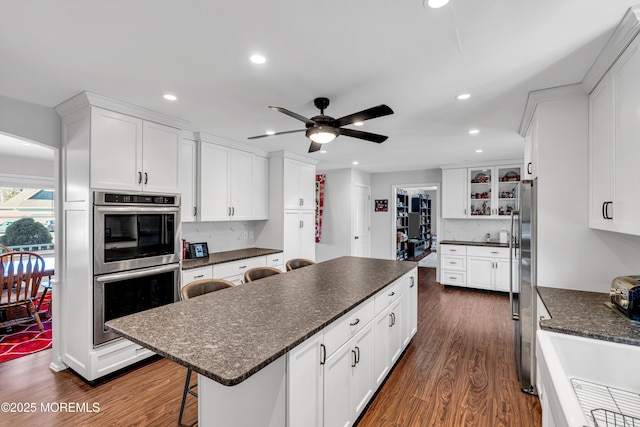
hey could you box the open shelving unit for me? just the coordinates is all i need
[407,194,431,259]
[396,188,409,260]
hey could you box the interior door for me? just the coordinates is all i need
[353,185,371,257]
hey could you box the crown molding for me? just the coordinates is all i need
[439,159,523,170]
[268,150,319,165]
[582,5,640,93]
[196,131,269,157]
[518,84,585,137]
[54,91,190,130]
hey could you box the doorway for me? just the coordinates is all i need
[0,134,58,364]
[391,182,439,268]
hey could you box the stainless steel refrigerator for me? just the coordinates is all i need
[510,178,537,395]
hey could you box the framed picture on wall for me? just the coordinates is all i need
[189,242,209,259]
[375,199,388,212]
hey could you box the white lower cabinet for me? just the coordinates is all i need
[284,210,315,263]
[441,245,516,292]
[287,268,416,427]
[288,331,324,427]
[181,265,213,287]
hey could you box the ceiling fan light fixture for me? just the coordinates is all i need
[425,0,449,8]
[306,126,338,144]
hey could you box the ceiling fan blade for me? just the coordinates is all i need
[269,106,316,126]
[338,128,388,143]
[308,141,323,153]
[247,129,305,140]
[331,104,394,128]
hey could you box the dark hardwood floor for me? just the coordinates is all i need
[357,267,541,427]
[0,267,541,426]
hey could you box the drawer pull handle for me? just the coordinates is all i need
[272,258,279,262]
[450,262,457,265]
[193,274,204,279]
[450,249,457,252]
[491,251,499,254]
[389,291,395,297]
[449,276,456,280]
[350,318,360,326]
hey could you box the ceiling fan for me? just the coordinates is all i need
[248,97,394,153]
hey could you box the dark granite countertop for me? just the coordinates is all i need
[182,247,282,270]
[107,256,417,386]
[440,240,510,248]
[537,286,640,347]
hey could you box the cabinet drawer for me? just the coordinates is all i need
[181,266,213,287]
[467,246,509,258]
[374,280,403,315]
[213,256,266,279]
[441,270,466,286]
[440,244,467,255]
[323,298,374,357]
[441,255,466,271]
[266,252,284,269]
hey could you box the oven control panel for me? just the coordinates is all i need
[95,191,179,206]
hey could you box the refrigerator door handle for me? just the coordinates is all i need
[510,210,520,321]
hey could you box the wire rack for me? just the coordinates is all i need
[571,378,640,427]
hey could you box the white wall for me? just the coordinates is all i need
[535,91,640,292]
[0,153,54,184]
[370,169,441,260]
[0,95,60,149]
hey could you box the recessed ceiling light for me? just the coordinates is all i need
[320,150,327,154]
[250,54,266,64]
[352,161,359,165]
[475,149,483,153]
[456,93,471,100]
[469,129,480,135]
[425,0,449,8]
[163,94,177,101]
[265,130,275,135]
[353,122,364,126]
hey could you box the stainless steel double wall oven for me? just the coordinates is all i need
[93,191,181,346]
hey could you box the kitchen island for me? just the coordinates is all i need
[107,256,418,426]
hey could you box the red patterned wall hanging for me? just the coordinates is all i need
[315,174,325,243]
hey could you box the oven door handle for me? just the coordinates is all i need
[95,205,180,214]
[96,264,179,283]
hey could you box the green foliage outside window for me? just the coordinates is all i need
[0,218,52,246]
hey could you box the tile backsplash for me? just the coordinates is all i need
[182,221,258,253]
[442,218,512,243]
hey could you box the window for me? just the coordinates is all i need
[0,187,55,254]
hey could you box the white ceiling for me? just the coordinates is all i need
[1,0,637,173]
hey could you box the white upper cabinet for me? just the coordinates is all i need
[228,149,254,220]
[523,114,538,179]
[199,142,230,221]
[90,107,180,193]
[588,74,614,231]
[442,164,521,219]
[180,138,198,222]
[441,168,467,218]
[197,137,269,222]
[253,156,269,220]
[284,158,316,210]
[589,32,640,235]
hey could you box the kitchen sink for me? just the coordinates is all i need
[536,330,640,427]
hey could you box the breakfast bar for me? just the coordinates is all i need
[106,256,418,426]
